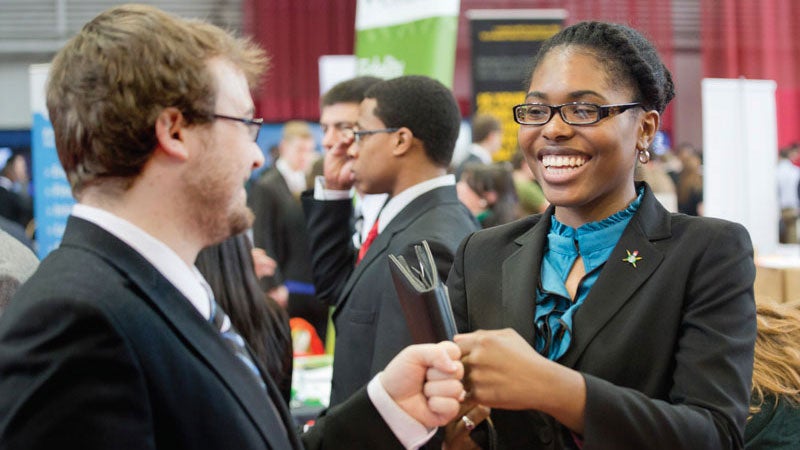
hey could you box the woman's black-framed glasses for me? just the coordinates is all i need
[512,102,642,126]
[214,114,264,141]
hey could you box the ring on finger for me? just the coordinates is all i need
[461,415,476,431]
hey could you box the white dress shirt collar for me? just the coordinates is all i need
[275,158,308,194]
[71,203,212,319]
[377,174,455,233]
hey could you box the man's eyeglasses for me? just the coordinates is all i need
[512,102,642,126]
[346,128,400,144]
[214,114,264,141]
[321,122,357,135]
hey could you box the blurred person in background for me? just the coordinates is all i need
[776,143,800,243]
[0,151,34,231]
[511,150,548,216]
[677,149,704,216]
[457,162,519,228]
[455,113,503,180]
[249,120,327,342]
[637,152,678,212]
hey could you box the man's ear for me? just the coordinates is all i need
[155,107,189,161]
[392,127,413,156]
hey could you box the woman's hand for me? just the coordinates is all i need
[443,402,491,450]
[455,328,586,433]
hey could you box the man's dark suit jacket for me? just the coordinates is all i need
[454,152,484,181]
[448,183,757,450]
[0,186,32,229]
[303,185,479,406]
[0,217,404,450]
[249,167,328,341]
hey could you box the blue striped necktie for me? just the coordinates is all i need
[209,299,267,390]
[208,297,292,445]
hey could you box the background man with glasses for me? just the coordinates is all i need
[302,75,479,408]
[318,76,387,282]
[0,5,467,449]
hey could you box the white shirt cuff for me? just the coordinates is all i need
[313,176,352,201]
[367,373,436,450]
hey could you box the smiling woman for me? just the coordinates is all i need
[446,21,756,450]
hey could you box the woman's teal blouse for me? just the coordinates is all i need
[534,188,644,360]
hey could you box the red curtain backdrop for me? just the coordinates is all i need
[702,0,800,148]
[243,0,673,130]
[242,0,357,122]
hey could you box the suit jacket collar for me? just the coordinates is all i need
[501,183,672,366]
[339,185,460,301]
[502,206,552,344]
[61,216,300,450]
[263,167,295,200]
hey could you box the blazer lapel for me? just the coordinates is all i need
[62,217,297,450]
[501,208,552,344]
[559,186,670,367]
[338,219,393,302]
[337,186,453,304]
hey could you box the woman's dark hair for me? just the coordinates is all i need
[528,21,675,114]
[462,162,519,228]
[195,233,293,403]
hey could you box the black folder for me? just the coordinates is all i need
[388,240,457,344]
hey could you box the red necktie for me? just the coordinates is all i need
[356,219,380,265]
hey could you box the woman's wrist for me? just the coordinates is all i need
[538,361,587,434]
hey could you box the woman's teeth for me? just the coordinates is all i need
[542,155,587,169]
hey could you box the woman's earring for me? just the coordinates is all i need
[638,148,651,164]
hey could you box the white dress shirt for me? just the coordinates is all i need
[276,158,308,195]
[375,174,456,233]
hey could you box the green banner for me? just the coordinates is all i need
[355,0,460,88]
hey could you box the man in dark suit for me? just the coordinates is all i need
[0,5,465,449]
[303,75,480,407]
[248,121,327,342]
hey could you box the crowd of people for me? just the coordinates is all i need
[0,4,798,450]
